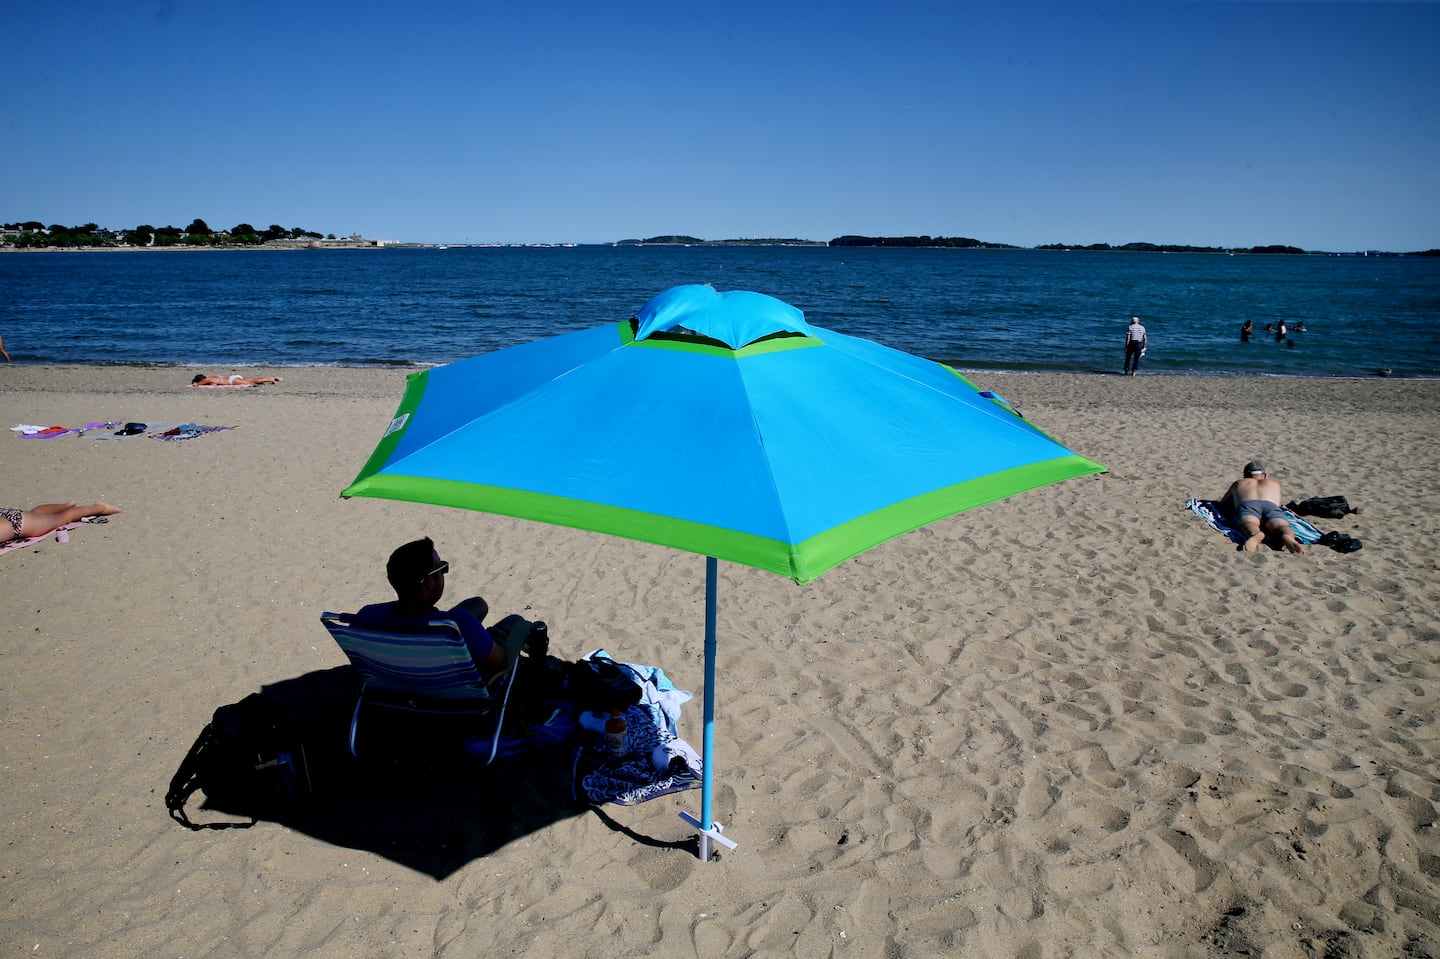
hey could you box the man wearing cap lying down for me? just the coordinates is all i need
[1221,460,1306,554]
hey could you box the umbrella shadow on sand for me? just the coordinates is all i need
[167,666,693,879]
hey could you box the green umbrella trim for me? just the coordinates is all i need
[343,453,1104,585]
[792,454,1105,582]
[619,320,824,357]
[348,369,430,486]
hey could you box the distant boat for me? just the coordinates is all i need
[437,245,449,250]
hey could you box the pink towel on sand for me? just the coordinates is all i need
[0,523,81,556]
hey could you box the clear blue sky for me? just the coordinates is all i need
[5,1,1437,251]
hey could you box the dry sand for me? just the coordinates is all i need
[2,366,1437,958]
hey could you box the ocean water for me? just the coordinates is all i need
[2,246,1437,377]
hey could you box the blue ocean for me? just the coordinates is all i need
[2,246,1437,377]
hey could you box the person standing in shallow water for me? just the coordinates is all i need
[1122,316,1147,376]
[1241,319,1253,342]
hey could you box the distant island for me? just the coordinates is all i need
[614,235,826,247]
[3,221,1435,257]
[622,235,1437,256]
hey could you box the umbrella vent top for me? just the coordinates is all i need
[635,284,813,350]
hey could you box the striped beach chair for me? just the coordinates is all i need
[320,611,521,763]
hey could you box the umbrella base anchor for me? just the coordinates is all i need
[679,811,738,861]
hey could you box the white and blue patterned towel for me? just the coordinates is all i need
[1186,498,1322,546]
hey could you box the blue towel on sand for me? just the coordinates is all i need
[571,650,703,806]
[1186,498,1322,547]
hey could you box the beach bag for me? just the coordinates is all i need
[166,693,312,830]
[557,657,643,712]
[1286,496,1358,519]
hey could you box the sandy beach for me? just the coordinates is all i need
[2,365,1437,958]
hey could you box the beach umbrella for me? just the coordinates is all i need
[342,284,1104,860]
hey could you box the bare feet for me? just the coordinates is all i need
[89,502,123,518]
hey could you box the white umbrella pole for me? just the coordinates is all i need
[681,556,737,861]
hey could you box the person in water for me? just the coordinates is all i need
[1221,461,1305,554]
[190,374,284,387]
[0,501,123,544]
[1240,319,1253,342]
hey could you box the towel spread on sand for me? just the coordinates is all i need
[0,522,82,557]
[12,422,121,438]
[569,650,703,806]
[1186,498,1323,547]
[149,424,236,442]
[87,423,235,441]
[90,423,178,440]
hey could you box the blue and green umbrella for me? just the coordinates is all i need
[344,284,1104,858]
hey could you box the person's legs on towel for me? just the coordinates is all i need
[0,502,122,543]
[1263,514,1307,554]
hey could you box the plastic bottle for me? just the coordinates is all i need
[604,709,628,759]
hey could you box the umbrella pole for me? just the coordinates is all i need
[681,556,737,861]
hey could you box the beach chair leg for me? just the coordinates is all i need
[347,695,364,758]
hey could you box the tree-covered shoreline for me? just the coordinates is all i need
[2,219,329,249]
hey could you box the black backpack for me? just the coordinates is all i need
[166,693,312,830]
[1286,496,1359,519]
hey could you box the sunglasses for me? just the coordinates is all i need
[424,560,449,581]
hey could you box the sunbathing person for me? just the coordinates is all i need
[1221,461,1306,554]
[1,501,123,544]
[353,537,530,678]
[190,374,284,387]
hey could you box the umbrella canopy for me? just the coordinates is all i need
[343,284,1105,857]
[345,284,1103,585]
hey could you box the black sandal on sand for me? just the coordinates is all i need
[80,516,109,524]
[1319,531,1363,553]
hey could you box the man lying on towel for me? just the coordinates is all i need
[353,536,530,679]
[1220,460,1306,554]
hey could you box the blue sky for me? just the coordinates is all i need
[5,1,1437,250]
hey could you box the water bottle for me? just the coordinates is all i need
[604,709,628,759]
[528,620,549,658]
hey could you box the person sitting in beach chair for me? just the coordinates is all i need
[1,501,122,544]
[190,374,284,387]
[351,537,531,678]
[331,537,537,759]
